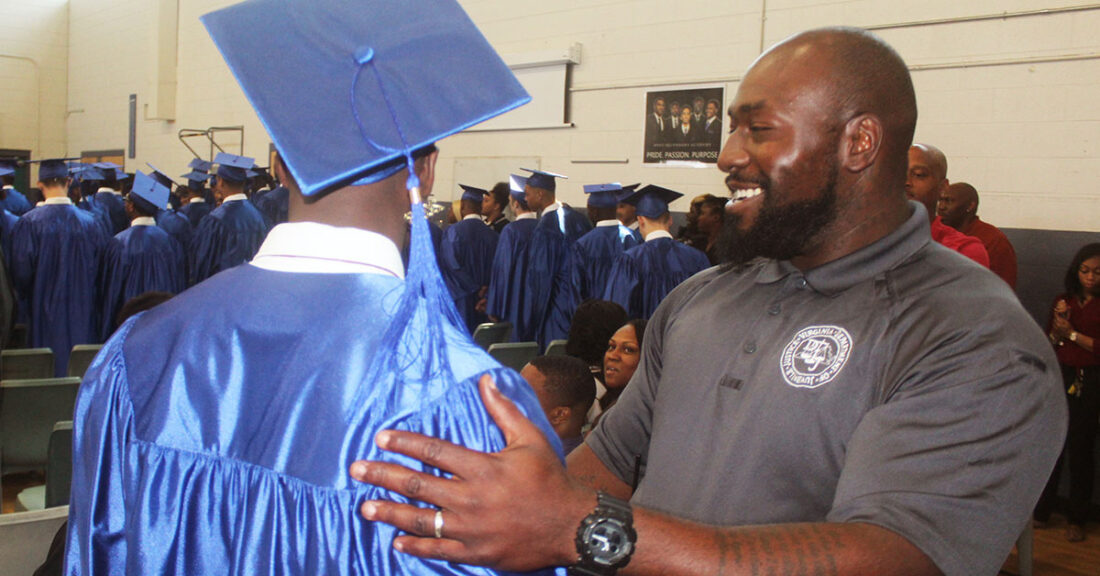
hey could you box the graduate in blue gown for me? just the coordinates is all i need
[189,153,269,285]
[0,160,33,216]
[440,185,499,333]
[255,183,290,227]
[603,184,711,319]
[568,183,640,312]
[0,163,21,260]
[91,174,129,235]
[521,168,591,349]
[178,169,213,228]
[11,159,108,375]
[66,3,561,574]
[98,172,186,338]
[485,175,539,342]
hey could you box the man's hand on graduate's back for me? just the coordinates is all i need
[350,374,592,571]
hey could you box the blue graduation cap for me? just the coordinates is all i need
[78,167,106,182]
[0,164,12,177]
[508,174,528,202]
[189,158,213,173]
[33,159,74,181]
[94,162,122,171]
[458,184,486,204]
[621,184,683,218]
[146,163,177,190]
[201,0,530,197]
[129,171,170,214]
[583,183,622,209]
[181,170,211,183]
[616,183,641,203]
[213,152,254,183]
[521,168,567,193]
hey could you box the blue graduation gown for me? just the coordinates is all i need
[254,185,290,227]
[440,218,499,333]
[94,191,129,235]
[603,236,711,319]
[189,199,268,285]
[179,200,213,229]
[2,187,33,216]
[98,225,186,338]
[10,204,108,375]
[569,224,640,309]
[0,209,18,269]
[156,208,193,251]
[78,195,116,238]
[525,205,591,348]
[485,218,538,342]
[66,265,562,576]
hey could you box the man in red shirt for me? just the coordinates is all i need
[906,144,989,267]
[938,181,1018,288]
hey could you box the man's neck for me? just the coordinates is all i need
[791,195,911,271]
[41,187,68,200]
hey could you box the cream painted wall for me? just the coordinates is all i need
[0,0,69,168]
[60,0,1100,231]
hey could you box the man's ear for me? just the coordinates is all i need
[840,114,882,173]
[548,406,570,426]
[416,148,440,201]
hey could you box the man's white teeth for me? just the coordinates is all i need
[732,187,763,202]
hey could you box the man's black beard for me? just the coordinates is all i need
[716,173,839,270]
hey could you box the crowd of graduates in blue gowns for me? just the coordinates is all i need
[0,153,290,376]
[445,168,716,352]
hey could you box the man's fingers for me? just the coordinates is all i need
[349,461,452,507]
[391,535,473,565]
[373,430,483,479]
[360,501,462,540]
[478,373,542,447]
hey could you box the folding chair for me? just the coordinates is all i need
[0,378,81,475]
[472,322,513,350]
[67,344,104,378]
[544,339,569,356]
[487,342,538,372]
[1,348,55,380]
[0,506,69,576]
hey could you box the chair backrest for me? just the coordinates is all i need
[67,344,104,378]
[46,421,74,509]
[544,339,569,356]
[0,378,81,474]
[473,322,513,350]
[0,506,69,576]
[487,342,539,372]
[1,348,55,381]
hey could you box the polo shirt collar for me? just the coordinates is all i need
[251,221,405,278]
[755,200,930,296]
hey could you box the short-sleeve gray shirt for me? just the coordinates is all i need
[586,202,1066,576]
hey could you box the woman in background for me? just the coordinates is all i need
[1034,242,1100,542]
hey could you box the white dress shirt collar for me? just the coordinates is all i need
[540,201,563,218]
[514,212,536,220]
[644,229,673,242]
[596,219,620,228]
[462,214,484,222]
[189,198,206,204]
[97,187,120,195]
[44,197,72,206]
[131,216,156,227]
[223,193,248,203]
[251,222,405,277]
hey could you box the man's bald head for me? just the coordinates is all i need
[906,143,949,220]
[751,27,918,177]
[938,181,979,229]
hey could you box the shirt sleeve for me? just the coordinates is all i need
[827,296,1066,576]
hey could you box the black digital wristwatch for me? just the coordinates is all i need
[568,491,637,576]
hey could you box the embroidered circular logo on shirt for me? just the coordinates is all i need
[780,325,852,389]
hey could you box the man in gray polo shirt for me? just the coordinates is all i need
[352,27,1066,576]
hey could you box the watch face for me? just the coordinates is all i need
[582,518,634,566]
